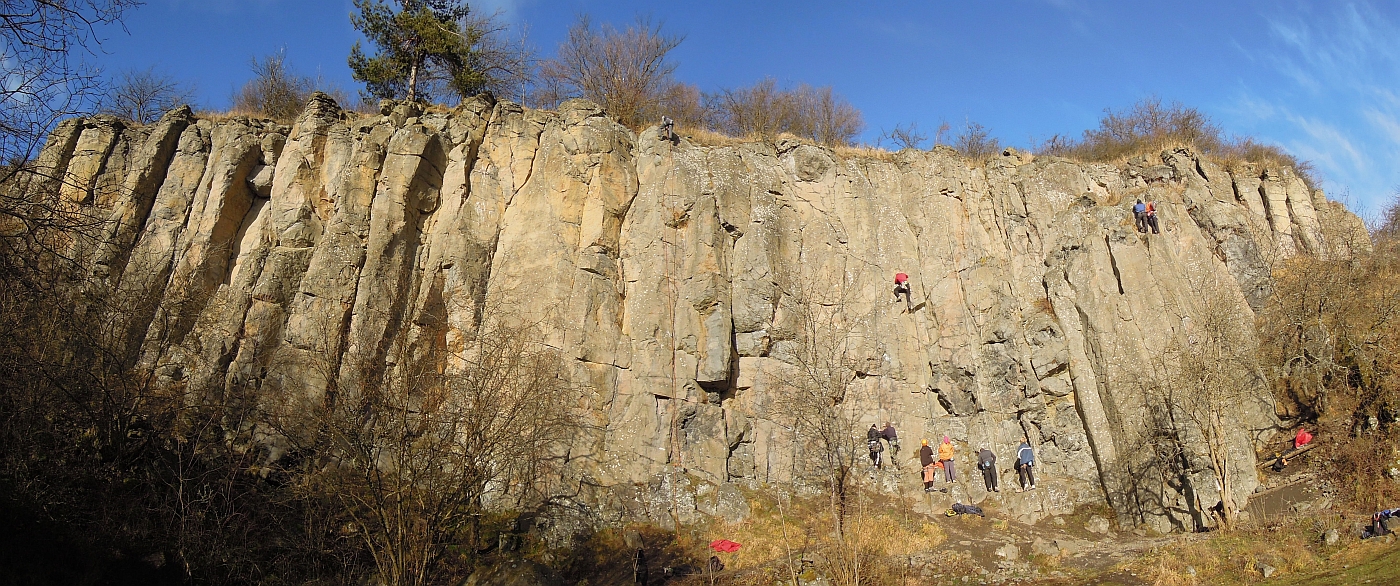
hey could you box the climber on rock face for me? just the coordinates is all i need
[867,434,884,469]
[881,422,900,455]
[660,115,674,141]
[1145,200,1160,234]
[893,272,912,312]
[1133,199,1148,233]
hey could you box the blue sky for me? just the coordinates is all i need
[96,0,1400,215]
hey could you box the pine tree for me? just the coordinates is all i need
[348,0,488,102]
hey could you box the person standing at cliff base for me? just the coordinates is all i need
[920,439,937,492]
[938,436,956,486]
[1016,440,1036,491]
[893,272,912,312]
[978,447,999,492]
[882,422,900,455]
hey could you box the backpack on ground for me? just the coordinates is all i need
[949,503,985,517]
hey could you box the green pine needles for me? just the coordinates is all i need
[349,0,489,102]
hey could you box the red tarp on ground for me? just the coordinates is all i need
[1295,428,1313,449]
[709,539,742,553]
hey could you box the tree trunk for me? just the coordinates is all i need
[408,58,420,102]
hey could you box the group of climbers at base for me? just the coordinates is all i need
[1133,199,1161,234]
[911,435,1037,494]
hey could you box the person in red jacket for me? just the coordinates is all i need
[1145,201,1160,234]
[893,272,912,312]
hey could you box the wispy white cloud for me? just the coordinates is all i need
[1229,1,1400,209]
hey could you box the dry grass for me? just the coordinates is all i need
[673,487,946,585]
[1119,517,1336,585]
[834,144,897,162]
[678,125,748,147]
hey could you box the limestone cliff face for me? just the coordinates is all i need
[35,94,1366,533]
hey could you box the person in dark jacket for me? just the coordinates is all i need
[1016,441,1036,491]
[867,435,884,469]
[919,439,937,492]
[867,424,881,443]
[977,447,999,492]
[881,422,900,455]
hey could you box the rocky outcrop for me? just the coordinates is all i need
[34,94,1368,534]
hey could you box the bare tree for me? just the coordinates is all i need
[794,84,864,147]
[768,281,875,539]
[0,0,139,172]
[463,11,538,105]
[708,77,791,140]
[708,78,864,147]
[232,50,317,121]
[101,67,198,124]
[271,318,578,586]
[537,15,683,128]
[1160,282,1264,530]
[952,119,1000,161]
[879,122,927,150]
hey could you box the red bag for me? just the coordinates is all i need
[1295,429,1313,449]
[709,539,742,553]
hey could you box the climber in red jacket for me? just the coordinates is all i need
[893,272,912,312]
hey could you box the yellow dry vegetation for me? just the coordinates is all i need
[693,488,944,582]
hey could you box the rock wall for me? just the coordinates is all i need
[32,94,1368,534]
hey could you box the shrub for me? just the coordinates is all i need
[101,67,198,124]
[232,51,315,121]
[233,51,354,122]
[707,78,864,147]
[537,16,683,129]
[952,119,1000,161]
[1037,97,1317,186]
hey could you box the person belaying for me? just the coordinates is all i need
[1016,440,1037,491]
[1145,200,1160,234]
[938,436,957,487]
[882,422,900,455]
[1133,199,1148,233]
[868,434,884,469]
[893,272,912,312]
[978,447,999,493]
[920,439,938,492]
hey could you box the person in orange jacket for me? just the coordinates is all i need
[938,436,956,485]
